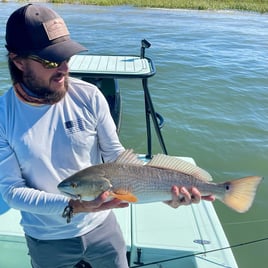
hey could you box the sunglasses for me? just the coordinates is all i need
[27,55,69,69]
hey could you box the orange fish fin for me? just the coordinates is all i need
[220,176,263,213]
[110,190,138,203]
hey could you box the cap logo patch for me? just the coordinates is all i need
[43,18,69,41]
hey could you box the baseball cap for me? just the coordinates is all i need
[5,4,87,62]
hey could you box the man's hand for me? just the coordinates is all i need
[69,191,129,214]
[164,186,215,208]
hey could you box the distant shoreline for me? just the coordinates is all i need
[3,1,267,14]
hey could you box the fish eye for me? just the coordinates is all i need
[225,184,230,191]
[71,182,78,188]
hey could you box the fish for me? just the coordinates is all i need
[58,149,263,213]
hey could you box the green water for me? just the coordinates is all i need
[0,3,267,267]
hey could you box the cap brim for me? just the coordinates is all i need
[36,39,87,62]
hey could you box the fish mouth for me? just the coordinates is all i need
[59,189,80,199]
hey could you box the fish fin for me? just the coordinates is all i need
[115,149,144,165]
[110,190,138,203]
[220,176,263,213]
[147,154,213,181]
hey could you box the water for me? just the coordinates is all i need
[0,2,267,267]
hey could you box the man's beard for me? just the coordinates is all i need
[22,71,69,104]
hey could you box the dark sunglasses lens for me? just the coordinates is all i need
[44,61,60,69]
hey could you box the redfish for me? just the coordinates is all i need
[58,150,262,213]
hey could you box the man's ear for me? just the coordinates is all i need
[9,53,25,71]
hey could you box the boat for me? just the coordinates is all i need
[0,40,239,268]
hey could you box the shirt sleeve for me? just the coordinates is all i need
[94,89,125,163]
[0,135,69,215]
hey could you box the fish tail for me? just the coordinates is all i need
[220,176,263,213]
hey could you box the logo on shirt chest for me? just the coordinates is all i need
[65,118,87,134]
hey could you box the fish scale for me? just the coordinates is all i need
[103,163,217,202]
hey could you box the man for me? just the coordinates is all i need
[0,4,213,268]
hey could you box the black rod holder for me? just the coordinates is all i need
[140,39,151,59]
